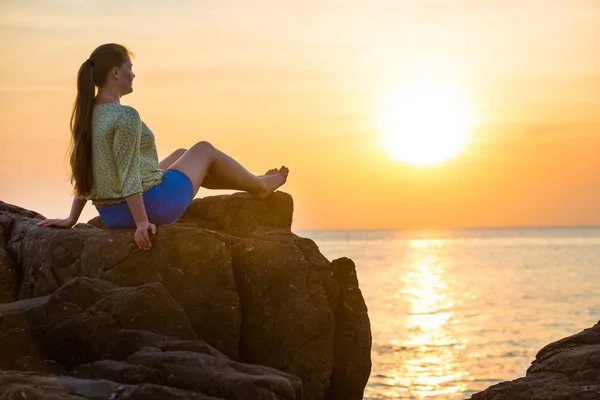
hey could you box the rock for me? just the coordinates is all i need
[0,201,45,219]
[0,214,17,302]
[0,370,224,399]
[74,350,303,400]
[7,216,242,360]
[327,257,372,400]
[0,194,372,400]
[179,192,294,237]
[230,231,335,399]
[471,322,600,399]
[0,277,197,370]
[0,296,48,370]
[0,277,302,399]
[101,329,228,361]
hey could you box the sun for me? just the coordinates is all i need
[377,81,474,166]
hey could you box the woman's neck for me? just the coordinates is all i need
[95,89,121,105]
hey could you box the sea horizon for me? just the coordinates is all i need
[296,224,600,232]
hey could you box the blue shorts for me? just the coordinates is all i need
[96,169,194,229]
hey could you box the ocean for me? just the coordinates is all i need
[295,227,600,399]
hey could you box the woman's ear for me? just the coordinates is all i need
[111,66,120,80]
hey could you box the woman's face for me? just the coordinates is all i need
[117,58,135,95]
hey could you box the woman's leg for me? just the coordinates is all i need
[168,141,288,198]
[160,147,234,189]
[159,148,187,170]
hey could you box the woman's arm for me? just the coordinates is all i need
[125,193,149,226]
[68,197,88,224]
[36,197,87,228]
[125,193,155,251]
[113,107,155,250]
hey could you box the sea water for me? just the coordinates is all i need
[295,227,600,399]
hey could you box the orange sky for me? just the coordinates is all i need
[1,0,599,229]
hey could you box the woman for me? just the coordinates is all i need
[37,43,289,251]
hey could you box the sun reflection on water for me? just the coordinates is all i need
[369,238,470,399]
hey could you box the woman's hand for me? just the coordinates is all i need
[135,220,156,251]
[36,218,75,229]
[36,198,87,229]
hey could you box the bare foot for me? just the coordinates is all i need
[259,168,278,178]
[253,166,289,199]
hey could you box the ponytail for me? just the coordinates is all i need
[69,60,95,197]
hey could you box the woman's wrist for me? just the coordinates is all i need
[125,193,149,227]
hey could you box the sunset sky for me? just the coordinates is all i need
[1,0,599,229]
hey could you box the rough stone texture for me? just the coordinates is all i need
[8,215,241,360]
[0,371,224,399]
[0,194,372,400]
[179,192,294,237]
[0,214,17,302]
[230,231,336,399]
[74,350,303,400]
[471,322,600,399]
[101,329,228,361]
[0,277,302,399]
[0,277,197,370]
[0,296,48,371]
[327,257,373,400]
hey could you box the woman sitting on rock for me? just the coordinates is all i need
[37,43,289,250]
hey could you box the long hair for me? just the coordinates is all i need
[69,43,132,197]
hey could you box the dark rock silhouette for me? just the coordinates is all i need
[0,371,224,399]
[471,322,600,399]
[0,193,371,400]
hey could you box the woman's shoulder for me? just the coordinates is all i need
[95,103,140,119]
[117,105,141,123]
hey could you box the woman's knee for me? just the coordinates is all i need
[190,141,216,156]
[175,148,187,157]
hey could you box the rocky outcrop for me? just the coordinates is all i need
[0,371,223,400]
[471,322,600,400]
[0,193,371,399]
